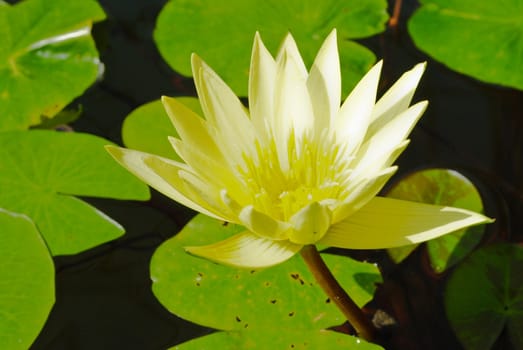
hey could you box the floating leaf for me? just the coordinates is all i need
[151,214,381,331]
[171,329,383,350]
[0,130,150,255]
[386,168,486,272]
[0,0,105,131]
[122,97,202,160]
[408,0,523,90]
[154,0,388,96]
[0,209,54,350]
[445,244,523,350]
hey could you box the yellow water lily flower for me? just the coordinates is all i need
[106,30,492,268]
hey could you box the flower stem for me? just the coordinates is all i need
[300,245,377,342]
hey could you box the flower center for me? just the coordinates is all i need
[239,131,351,221]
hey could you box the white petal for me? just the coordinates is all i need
[191,54,255,163]
[161,96,223,162]
[351,101,427,178]
[307,29,341,131]
[276,48,315,134]
[238,205,291,240]
[168,137,249,204]
[335,60,383,154]
[249,32,277,136]
[185,232,302,268]
[276,33,307,78]
[320,197,493,249]
[334,166,397,223]
[288,202,332,244]
[369,62,426,137]
[105,146,229,221]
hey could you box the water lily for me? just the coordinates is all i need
[106,30,491,268]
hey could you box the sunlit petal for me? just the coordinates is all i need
[335,60,383,154]
[351,101,427,177]
[307,29,340,130]
[334,166,397,223]
[249,32,277,136]
[369,62,426,137]
[288,202,332,244]
[191,54,256,164]
[321,197,493,249]
[106,146,229,220]
[185,232,302,268]
[238,205,291,240]
[161,96,223,162]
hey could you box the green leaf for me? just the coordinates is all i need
[386,168,486,272]
[0,130,150,255]
[408,0,523,90]
[445,244,523,350]
[154,0,388,96]
[122,97,202,160]
[151,214,381,331]
[170,329,383,350]
[0,0,106,131]
[0,209,54,350]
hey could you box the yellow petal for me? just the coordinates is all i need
[335,60,383,154]
[168,137,250,204]
[249,32,277,136]
[161,96,223,162]
[238,205,291,240]
[274,46,314,139]
[369,62,426,137]
[351,101,427,177]
[276,33,307,78]
[191,54,255,164]
[307,29,340,131]
[320,197,493,249]
[288,202,332,244]
[334,166,397,223]
[105,146,228,221]
[185,232,302,268]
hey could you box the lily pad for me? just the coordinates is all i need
[445,244,523,350]
[0,130,150,255]
[408,0,523,90]
[151,214,381,331]
[386,168,486,272]
[122,97,202,160]
[170,329,383,350]
[0,209,54,350]
[0,0,105,131]
[154,0,388,96]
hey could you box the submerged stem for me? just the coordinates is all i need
[300,245,377,342]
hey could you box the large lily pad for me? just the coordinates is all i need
[151,214,381,331]
[408,0,523,90]
[0,209,54,350]
[0,130,150,255]
[386,168,486,272]
[445,244,523,350]
[170,329,383,350]
[122,97,202,161]
[0,0,105,131]
[154,0,388,96]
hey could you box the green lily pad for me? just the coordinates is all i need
[154,0,388,96]
[386,168,486,272]
[122,97,202,161]
[0,0,105,131]
[445,244,523,350]
[0,130,150,255]
[151,214,381,331]
[0,209,54,350]
[408,0,523,90]
[170,329,383,350]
